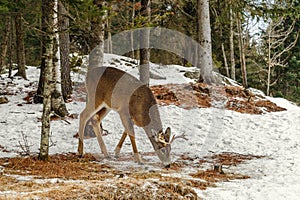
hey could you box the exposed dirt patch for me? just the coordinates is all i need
[190,169,250,184]
[208,152,265,166]
[0,152,265,199]
[150,83,286,114]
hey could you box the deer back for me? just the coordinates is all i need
[86,67,162,131]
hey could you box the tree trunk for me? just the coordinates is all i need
[0,15,10,74]
[59,1,72,101]
[139,0,151,85]
[35,57,46,103]
[8,16,14,78]
[39,0,56,161]
[237,16,248,88]
[221,43,229,77]
[106,8,113,54]
[88,1,105,69]
[35,10,47,104]
[51,0,69,117]
[220,27,229,77]
[15,13,27,79]
[131,0,136,58]
[197,0,214,84]
[267,27,271,96]
[229,1,236,80]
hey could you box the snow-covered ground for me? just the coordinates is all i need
[0,54,300,199]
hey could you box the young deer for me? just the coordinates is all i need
[78,67,186,167]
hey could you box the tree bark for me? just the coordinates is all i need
[220,27,229,77]
[130,0,136,58]
[59,1,72,101]
[35,9,48,103]
[106,7,113,54]
[0,15,10,74]
[39,0,56,161]
[237,16,248,88]
[51,0,69,117]
[229,1,236,80]
[139,0,151,85]
[88,0,105,69]
[8,16,15,78]
[15,13,27,79]
[197,0,214,84]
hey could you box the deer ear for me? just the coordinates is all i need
[164,127,171,142]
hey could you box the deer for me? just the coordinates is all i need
[77,66,187,168]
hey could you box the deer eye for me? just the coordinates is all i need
[161,148,166,154]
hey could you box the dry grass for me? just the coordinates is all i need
[0,152,265,199]
[0,153,113,180]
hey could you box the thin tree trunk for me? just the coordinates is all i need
[35,10,47,103]
[88,0,105,69]
[229,1,236,80]
[59,1,72,101]
[267,28,271,96]
[221,43,229,77]
[139,0,151,85]
[131,0,135,58]
[197,0,214,84]
[220,27,229,77]
[39,0,56,161]
[237,16,248,88]
[106,8,113,54]
[0,15,10,74]
[8,16,14,78]
[15,13,27,79]
[34,57,46,103]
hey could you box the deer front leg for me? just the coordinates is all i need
[92,109,109,158]
[78,138,84,157]
[128,134,143,164]
[78,107,91,157]
[118,113,143,164]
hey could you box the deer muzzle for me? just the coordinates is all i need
[156,146,171,167]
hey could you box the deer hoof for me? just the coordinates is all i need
[134,153,143,164]
[114,147,121,158]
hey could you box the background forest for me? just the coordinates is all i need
[0,0,299,104]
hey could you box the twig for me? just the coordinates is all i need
[17,132,32,156]
[52,112,71,124]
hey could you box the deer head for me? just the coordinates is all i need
[153,127,188,167]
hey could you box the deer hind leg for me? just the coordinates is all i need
[114,132,127,158]
[92,108,110,158]
[116,112,142,164]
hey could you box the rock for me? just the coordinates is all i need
[0,96,8,104]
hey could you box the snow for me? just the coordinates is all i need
[1,54,300,199]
